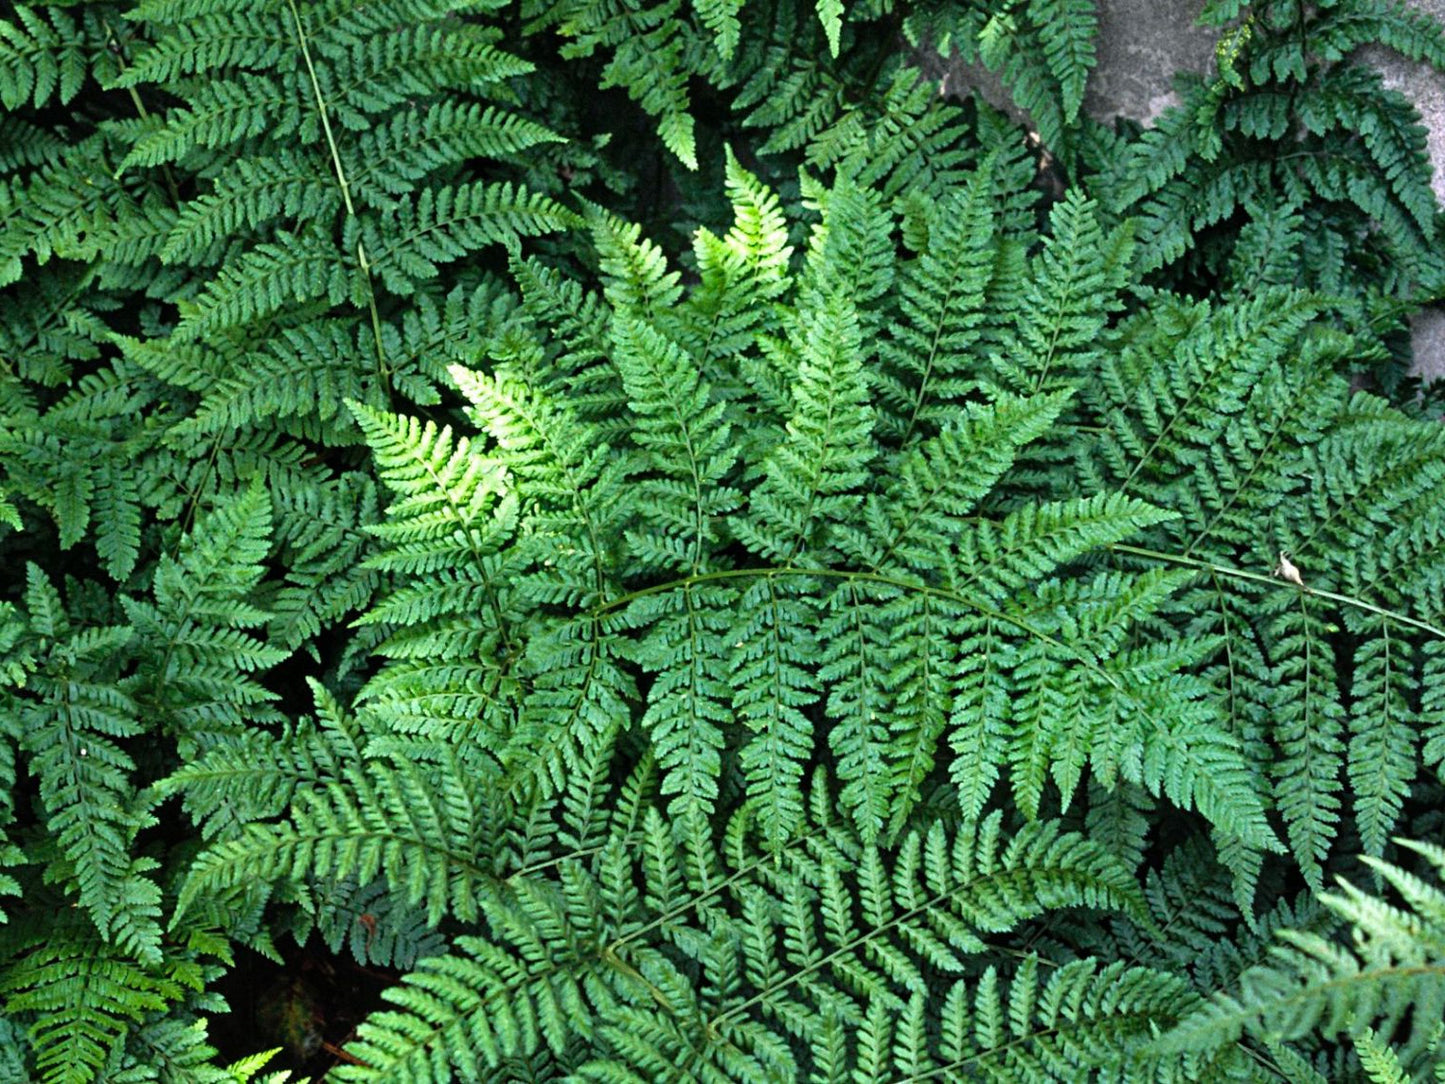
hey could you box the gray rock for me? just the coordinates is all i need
[1083,1,1217,125]
[1361,1,1445,383]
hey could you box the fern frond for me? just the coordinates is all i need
[1296,66,1436,240]
[876,162,1002,444]
[367,183,580,295]
[330,803,1154,1081]
[693,0,742,58]
[1,920,196,1084]
[119,74,297,171]
[1156,839,1445,1063]
[995,187,1133,397]
[930,956,1199,1079]
[175,757,497,929]
[173,228,349,339]
[534,0,698,167]
[152,679,361,842]
[610,315,739,574]
[731,575,819,849]
[160,151,337,265]
[348,401,512,576]
[683,148,793,367]
[17,565,163,966]
[122,478,285,751]
[354,102,563,198]
[960,491,1177,601]
[112,10,292,88]
[0,5,87,110]
[625,583,735,832]
[1027,0,1097,123]
[849,392,1070,579]
[1348,615,1418,859]
[736,288,876,567]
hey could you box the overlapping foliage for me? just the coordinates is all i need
[3,0,1445,1080]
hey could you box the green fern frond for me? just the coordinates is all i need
[174,757,498,930]
[1,920,197,1084]
[1296,66,1436,240]
[173,229,349,339]
[849,391,1071,576]
[17,565,163,966]
[159,151,337,265]
[994,187,1133,397]
[349,401,512,576]
[151,679,361,842]
[111,10,291,88]
[930,955,1199,1079]
[330,804,1154,1081]
[0,5,88,111]
[1028,0,1097,123]
[354,102,563,198]
[1357,1028,1415,1084]
[610,315,739,573]
[122,477,285,751]
[1348,615,1418,860]
[735,288,875,567]
[693,0,742,58]
[1157,839,1445,1066]
[366,183,581,295]
[119,74,295,172]
[731,575,819,849]
[876,161,1003,445]
[530,0,699,167]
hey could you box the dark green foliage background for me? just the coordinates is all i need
[4,0,1445,1080]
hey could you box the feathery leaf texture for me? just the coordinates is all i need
[4,0,1445,1080]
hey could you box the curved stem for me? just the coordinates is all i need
[285,0,392,396]
[595,564,1121,690]
[1107,543,1445,639]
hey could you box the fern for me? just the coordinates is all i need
[1,917,199,1084]
[1103,0,1445,306]
[0,5,89,110]
[1158,839,1445,1078]
[15,565,162,966]
[7,0,1445,1079]
[329,801,1157,1080]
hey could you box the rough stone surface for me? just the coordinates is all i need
[925,1,1445,381]
[1362,0,1445,381]
[1082,2,1217,125]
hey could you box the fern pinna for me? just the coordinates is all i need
[0,0,573,1077]
[152,145,1445,1079]
[6,0,1445,1081]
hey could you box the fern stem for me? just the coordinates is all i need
[595,566,1123,689]
[609,827,823,954]
[1209,570,1242,739]
[1107,543,1445,638]
[284,0,392,395]
[103,22,181,205]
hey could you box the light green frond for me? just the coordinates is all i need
[736,289,876,567]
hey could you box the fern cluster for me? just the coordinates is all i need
[3,0,1445,1080]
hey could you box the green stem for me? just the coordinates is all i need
[104,23,181,205]
[285,0,392,396]
[1107,543,1445,639]
[595,565,1121,690]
